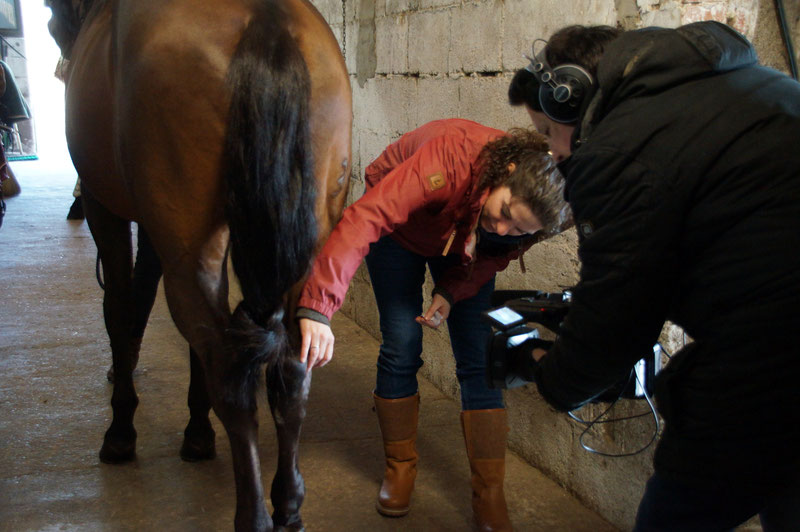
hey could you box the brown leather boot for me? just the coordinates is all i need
[461,409,513,532]
[374,393,419,517]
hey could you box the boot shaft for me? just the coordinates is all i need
[374,393,419,443]
[461,408,513,532]
[374,393,420,517]
[461,408,509,461]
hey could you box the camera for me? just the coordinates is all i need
[484,290,570,390]
[483,290,662,401]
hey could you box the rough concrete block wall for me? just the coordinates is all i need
[309,1,797,529]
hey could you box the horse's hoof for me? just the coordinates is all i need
[99,438,136,464]
[273,512,304,532]
[180,437,216,462]
[274,524,304,532]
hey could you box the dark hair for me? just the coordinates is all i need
[508,69,541,110]
[545,25,622,78]
[508,25,622,109]
[477,129,568,232]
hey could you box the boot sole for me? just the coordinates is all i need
[376,501,410,517]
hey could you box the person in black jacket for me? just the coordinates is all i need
[509,21,800,531]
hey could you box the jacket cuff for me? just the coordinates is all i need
[533,349,591,412]
[532,360,570,412]
[431,285,455,307]
[296,307,331,327]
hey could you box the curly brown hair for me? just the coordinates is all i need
[477,128,569,232]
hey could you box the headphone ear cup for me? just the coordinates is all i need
[538,64,594,123]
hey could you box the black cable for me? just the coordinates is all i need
[566,340,672,458]
[775,0,798,81]
[568,371,661,458]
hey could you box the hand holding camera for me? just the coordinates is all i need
[483,291,568,389]
[482,290,661,400]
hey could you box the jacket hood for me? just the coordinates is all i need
[582,21,758,130]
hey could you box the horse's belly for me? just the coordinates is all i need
[65,4,138,222]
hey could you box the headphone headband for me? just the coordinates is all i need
[523,40,594,124]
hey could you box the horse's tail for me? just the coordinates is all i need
[223,3,317,410]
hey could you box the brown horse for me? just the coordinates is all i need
[45,1,351,530]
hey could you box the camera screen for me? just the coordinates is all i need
[486,307,524,327]
[507,329,538,347]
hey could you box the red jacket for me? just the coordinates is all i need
[298,119,525,319]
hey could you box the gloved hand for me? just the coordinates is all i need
[506,337,552,382]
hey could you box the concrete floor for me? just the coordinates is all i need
[0,165,617,531]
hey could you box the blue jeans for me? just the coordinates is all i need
[364,235,503,411]
[634,472,800,531]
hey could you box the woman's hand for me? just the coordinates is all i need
[532,347,548,362]
[299,318,335,373]
[416,294,451,329]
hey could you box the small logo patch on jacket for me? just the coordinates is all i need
[427,172,446,191]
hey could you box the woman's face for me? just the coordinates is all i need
[527,107,575,164]
[480,185,543,236]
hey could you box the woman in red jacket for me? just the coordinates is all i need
[297,118,568,530]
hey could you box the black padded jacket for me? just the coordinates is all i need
[534,21,800,488]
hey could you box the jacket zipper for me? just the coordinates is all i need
[518,241,527,273]
[442,229,457,256]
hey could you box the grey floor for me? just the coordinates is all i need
[0,165,617,531]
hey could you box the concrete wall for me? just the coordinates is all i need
[308,1,799,529]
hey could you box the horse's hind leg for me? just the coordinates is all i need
[267,357,311,531]
[180,252,229,461]
[106,225,162,382]
[160,265,272,531]
[214,386,271,532]
[81,189,139,463]
[180,347,216,461]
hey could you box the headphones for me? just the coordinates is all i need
[524,40,595,124]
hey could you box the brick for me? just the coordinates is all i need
[419,0,460,9]
[642,1,682,27]
[375,14,409,74]
[457,75,520,130]
[408,9,452,73]
[679,3,726,24]
[352,77,417,136]
[502,0,616,71]
[385,0,418,15]
[309,0,344,24]
[450,1,503,73]
[723,0,759,38]
[414,77,461,129]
